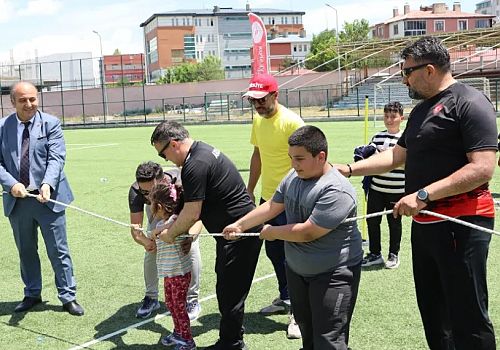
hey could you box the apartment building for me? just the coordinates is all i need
[103,53,145,84]
[140,4,305,81]
[370,2,495,39]
[268,31,312,73]
[475,0,500,20]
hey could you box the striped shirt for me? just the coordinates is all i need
[156,216,192,278]
[369,130,405,194]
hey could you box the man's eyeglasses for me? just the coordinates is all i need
[400,63,431,78]
[157,141,170,159]
[248,92,275,104]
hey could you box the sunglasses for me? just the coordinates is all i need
[248,92,275,104]
[400,63,431,78]
[157,141,170,159]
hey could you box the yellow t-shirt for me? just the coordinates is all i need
[250,104,305,200]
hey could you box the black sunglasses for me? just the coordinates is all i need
[400,63,431,78]
[157,141,170,159]
[248,92,275,104]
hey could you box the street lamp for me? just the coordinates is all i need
[325,4,342,90]
[92,30,108,117]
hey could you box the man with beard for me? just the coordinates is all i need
[243,73,304,339]
[336,36,497,350]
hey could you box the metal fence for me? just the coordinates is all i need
[1,57,499,126]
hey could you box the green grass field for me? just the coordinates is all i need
[0,121,499,350]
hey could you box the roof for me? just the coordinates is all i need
[373,9,495,27]
[140,8,305,27]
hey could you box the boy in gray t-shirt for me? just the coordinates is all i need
[224,125,362,350]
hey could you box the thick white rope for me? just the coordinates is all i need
[14,193,500,238]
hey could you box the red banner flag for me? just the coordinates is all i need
[248,13,269,76]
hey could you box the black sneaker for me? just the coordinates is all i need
[361,253,384,267]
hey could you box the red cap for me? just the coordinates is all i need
[243,74,278,99]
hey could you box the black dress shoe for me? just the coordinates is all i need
[14,296,42,312]
[62,300,84,316]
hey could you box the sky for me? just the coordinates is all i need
[0,0,482,63]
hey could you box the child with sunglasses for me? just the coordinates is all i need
[150,182,201,350]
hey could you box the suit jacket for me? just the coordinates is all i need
[0,111,73,216]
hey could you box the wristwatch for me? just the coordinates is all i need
[417,189,431,204]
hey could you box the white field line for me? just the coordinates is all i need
[67,143,118,151]
[68,272,276,350]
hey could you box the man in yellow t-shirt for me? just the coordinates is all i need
[243,73,304,339]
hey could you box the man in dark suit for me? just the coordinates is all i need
[0,81,83,316]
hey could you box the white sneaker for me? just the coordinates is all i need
[259,297,290,315]
[385,253,400,269]
[186,301,202,321]
[287,314,301,339]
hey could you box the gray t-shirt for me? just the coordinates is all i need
[273,167,363,277]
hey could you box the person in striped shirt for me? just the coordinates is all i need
[150,183,202,350]
[361,102,405,269]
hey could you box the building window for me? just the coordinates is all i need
[284,17,288,24]
[404,20,426,36]
[184,35,196,59]
[475,19,489,28]
[458,20,467,31]
[224,16,247,21]
[434,20,444,31]
[223,32,252,39]
[304,44,308,51]
[293,45,297,52]
[272,17,275,25]
[171,19,175,26]
[393,24,399,35]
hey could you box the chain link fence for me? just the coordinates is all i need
[1,57,499,126]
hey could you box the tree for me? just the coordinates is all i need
[197,56,224,81]
[304,29,340,72]
[113,48,121,55]
[339,19,370,43]
[157,56,224,84]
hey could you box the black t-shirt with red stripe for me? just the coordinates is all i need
[397,82,498,221]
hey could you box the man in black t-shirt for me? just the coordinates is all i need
[128,162,202,321]
[150,121,262,350]
[336,37,497,350]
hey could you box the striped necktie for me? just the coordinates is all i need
[19,121,31,187]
